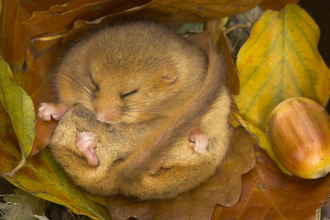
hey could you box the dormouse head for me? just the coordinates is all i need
[89,55,179,124]
[57,22,205,125]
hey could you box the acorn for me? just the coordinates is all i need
[267,97,330,179]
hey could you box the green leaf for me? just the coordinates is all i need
[0,56,35,158]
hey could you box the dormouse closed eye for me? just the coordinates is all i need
[90,75,99,90]
[120,89,138,99]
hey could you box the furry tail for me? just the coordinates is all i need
[115,45,228,183]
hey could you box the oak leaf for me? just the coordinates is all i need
[213,145,330,220]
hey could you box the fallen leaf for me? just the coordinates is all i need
[22,0,152,34]
[0,56,35,159]
[217,30,240,96]
[0,0,67,69]
[24,47,60,155]
[234,4,330,131]
[0,137,110,220]
[23,0,263,38]
[134,0,263,27]
[1,188,46,219]
[1,45,60,156]
[212,145,330,220]
[259,0,299,11]
[0,1,70,156]
[231,112,291,175]
[106,126,255,220]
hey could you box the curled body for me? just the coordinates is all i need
[45,22,232,199]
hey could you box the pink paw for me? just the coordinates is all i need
[190,129,208,154]
[38,103,67,121]
[75,132,99,167]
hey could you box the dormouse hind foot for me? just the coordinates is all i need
[38,103,68,121]
[190,128,208,154]
[75,132,99,167]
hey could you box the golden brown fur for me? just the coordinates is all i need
[53,22,208,123]
[46,22,232,199]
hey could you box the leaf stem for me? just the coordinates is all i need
[2,157,26,178]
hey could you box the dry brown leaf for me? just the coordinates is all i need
[22,0,152,34]
[259,0,299,11]
[23,0,263,37]
[133,0,263,27]
[212,145,330,219]
[0,0,67,69]
[21,47,60,155]
[106,126,255,220]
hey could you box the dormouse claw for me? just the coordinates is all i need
[38,103,68,121]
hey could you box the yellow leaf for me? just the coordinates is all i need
[234,4,330,131]
[0,56,35,158]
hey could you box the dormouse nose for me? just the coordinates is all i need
[95,106,120,123]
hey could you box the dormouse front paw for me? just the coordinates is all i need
[190,128,208,154]
[38,103,68,121]
[75,132,99,167]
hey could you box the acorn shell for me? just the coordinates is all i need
[268,97,330,179]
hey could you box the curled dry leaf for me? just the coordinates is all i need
[212,145,330,220]
[133,0,263,27]
[0,0,67,69]
[22,0,152,34]
[106,126,255,220]
[23,0,263,36]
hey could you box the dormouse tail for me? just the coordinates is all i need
[115,45,228,183]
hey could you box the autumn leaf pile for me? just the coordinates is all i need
[1,0,330,220]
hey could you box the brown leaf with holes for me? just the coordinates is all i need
[212,145,330,220]
[106,127,255,220]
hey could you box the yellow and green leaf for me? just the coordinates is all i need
[0,137,109,220]
[235,4,330,132]
[0,57,35,158]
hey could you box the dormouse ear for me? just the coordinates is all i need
[162,59,177,83]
